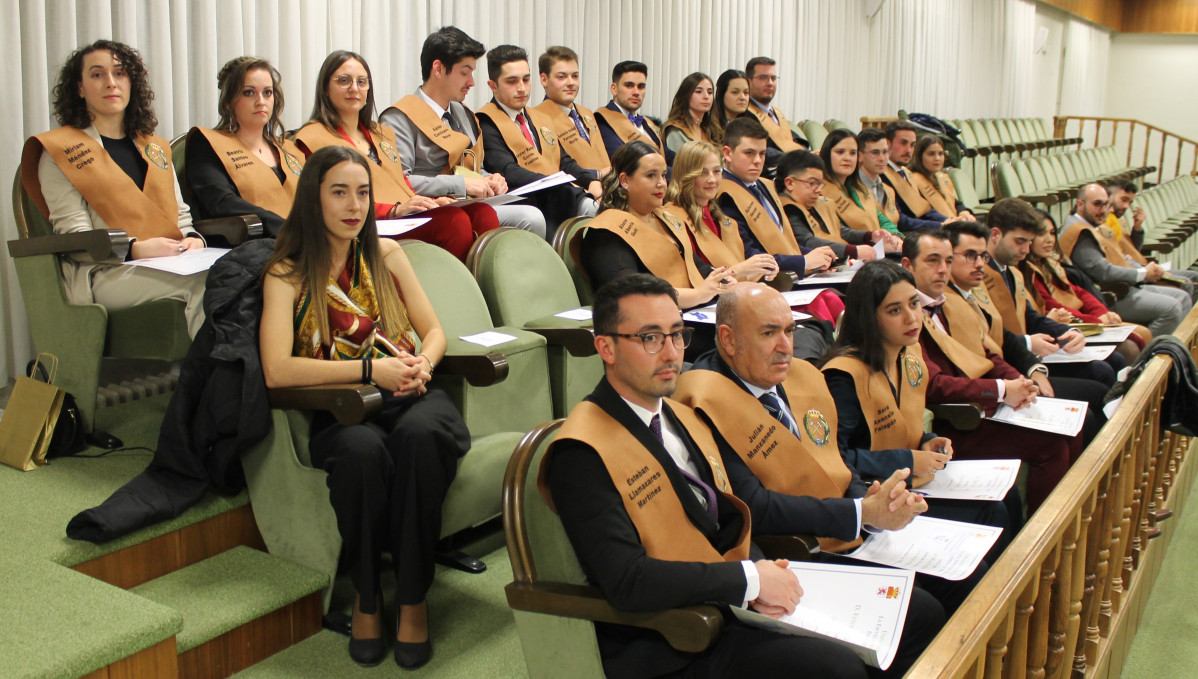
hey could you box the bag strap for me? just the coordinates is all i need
[26,353,59,385]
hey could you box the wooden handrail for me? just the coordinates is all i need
[905,303,1198,678]
[1054,116,1198,185]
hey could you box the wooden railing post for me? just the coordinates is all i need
[1028,547,1059,679]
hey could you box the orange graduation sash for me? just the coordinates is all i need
[822,180,879,233]
[533,101,610,171]
[538,399,752,563]
[909,171,958,218]
[477,103,562,175]
[781,195,845,245]
[675,360,861,553]
[595,105,666,156]
[1058,221,1129,269]
[22,126,182,240]
[921,311,994,379]
[882,166,934,218]
[942,288,1005,357]
[747,102,802,153]
[823,348,928,451]
[582,208,707,288]
[293,122,415,205]
[718,179,801,256]
[980,265,1031,335]
[190,128,303,218]
[392,95,485,173]
[660,203,744,267]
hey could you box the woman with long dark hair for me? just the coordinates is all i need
[24,40,207,336]
[662,72,721,160]
[817,128,888,235]
[712,69,750,130]
[259,146,468,669]
[905,134,975,221]
[294,50,498,261]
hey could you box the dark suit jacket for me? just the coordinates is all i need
[546,376,756,679]
[596,100,663,161]
[823,369,936,483]
[985,259,1071,338]
[689,351,864,541]
[718,170,809,275]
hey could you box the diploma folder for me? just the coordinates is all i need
[729,562,914,669]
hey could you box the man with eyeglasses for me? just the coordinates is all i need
[744,56,807,173]
[942,219,1109,446]
[857,128,941,234]
[901,231,1078,512]
[775,149,900,264]
[543,273,930,678]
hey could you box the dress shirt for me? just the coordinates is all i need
[917,289,1005,401]
[858,169,888,208]
[620,395,759,605]
[749,97,779,125]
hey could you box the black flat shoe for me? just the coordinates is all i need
[394,639,432,669]
[349,635,387,667]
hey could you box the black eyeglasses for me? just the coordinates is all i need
[605,328,694,354]
[956,249,993,265]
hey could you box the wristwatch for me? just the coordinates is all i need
[1028,364,1049,378]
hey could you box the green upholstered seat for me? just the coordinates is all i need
[801,120,828,150]
[947,168,988,217]
[470,228,603,418]
[553,216,595,305]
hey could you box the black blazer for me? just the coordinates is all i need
[546,376,754,679]
[476,99,596,188]
[689,351,865,541]
[596,100,662,161]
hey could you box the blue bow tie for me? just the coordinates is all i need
[630,113,644,127]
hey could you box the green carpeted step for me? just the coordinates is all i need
[130,546,328,653]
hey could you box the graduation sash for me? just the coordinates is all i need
[823,348,927,451]
[747,102,802,153]
[718,179,801,256]
[882,166,934,217]
[22,126,182,240]
[584,208,707,288]
[660,203,743,268]
[980,265,1031,335]
[392,95,484,173]
[942,288,1005,357]
[1058,221,1129,269]
[909,171,958,219]
[294,122,416,205]
[190,127,302,218]
[920,310,994,379]
[595,105,666,156]
[822,180,883,233]
[477,103,561,175]
[675,361,861,553]
[539,399,752,563]
[532,101,610,171]
[780,195,845,245]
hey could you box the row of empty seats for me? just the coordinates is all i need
[991,146,1153,225]
[1133,175,1198,269]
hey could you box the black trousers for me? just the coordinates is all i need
[309,389,470,613]
[1046,375,1109,447]
[663,587,943,679]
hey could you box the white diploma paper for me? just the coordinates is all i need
[459,331,518,347]
[915,460,1021,501]
[846,516,1001,581]
[553,308,593,321]
[376,218,432,236]
[846,241,887,271]
[683,306,810,324]
[1040,344,1115,363]
[731,562,914,669]
[508,171,577,195]
[990,396,1088,437]
[1084,324,1136,344]
[126,247,230,276]
[795,269,855,286]
[782,288,828,306]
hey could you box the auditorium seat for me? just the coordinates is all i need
[801,120,828,151]
[469,227,603,418]
[553,216,595,305]
[169,134,265,246]
[947,167,989,218]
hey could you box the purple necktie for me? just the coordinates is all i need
[570,108,591,142]
[630,113,645,128]
[650,414,718,524]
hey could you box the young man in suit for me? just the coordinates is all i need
[534,46,611,179]
[857,128,941,233]
[881,121,953,223]
[544,273,940,678]
[476,44,599,238]
[594,60,665,160]
[744,56,807,171]
[380,26,546,237]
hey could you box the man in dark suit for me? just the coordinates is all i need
[545,274,939,678]
[476,44,599,238]
[594,60,665,160]
[902,230,1079,512]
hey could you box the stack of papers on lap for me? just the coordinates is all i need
[782,289,827,306]
[683,306,810,324]
[990,396,1088,437]
[915,460,1020,501]
[508,171,576,195]
[376,218,431,236]
[1041,345,1115,363]
[731,562,913,669]
[1084,325,1136,344]
[845,516,1001,581]
[125,247,230,276]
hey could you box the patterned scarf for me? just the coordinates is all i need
[294,241,417,360]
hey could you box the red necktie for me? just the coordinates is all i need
[516,112,536,148]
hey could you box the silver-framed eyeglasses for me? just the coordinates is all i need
[333,75,370,90]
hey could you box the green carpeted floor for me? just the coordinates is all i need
[1120,490,1198,678]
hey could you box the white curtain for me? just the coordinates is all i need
[1059,16,1112,117]
[1,0,1043,384]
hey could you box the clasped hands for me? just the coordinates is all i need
[371,351,431,397]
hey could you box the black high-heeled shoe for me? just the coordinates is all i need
[394,604,432,669]
[349,595,386,667]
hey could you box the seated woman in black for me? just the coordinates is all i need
[259,146,468,670]
[186,56,305,237]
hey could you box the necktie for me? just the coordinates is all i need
[899,167,909,180]
[925,304,948,331]
[516,112,536,148]
[758,392,800,438]
[629,113,644,128]
[750,183,783,228]
[442,111,463,134]
[569,108,590,142]
[650,414,718,523]
[1002,267,1016,293]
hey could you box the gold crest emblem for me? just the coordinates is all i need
[378,139,400,163]
[144,142,168,169]
[659,211,685,231]
[584,115,596,131]
[903,353,924,387]
[708,455,730,493]
[540,127,556,146]
[803,410,830,446]
[283,152,303,176]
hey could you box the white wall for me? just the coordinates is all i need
[1106,33,1198,143]
[1030,4,1068,122]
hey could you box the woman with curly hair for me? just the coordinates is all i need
[185,56,304,237]
[21,39,208,336]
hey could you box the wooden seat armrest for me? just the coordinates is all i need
[194,215,263,247]
[928,403,984,431]
[1142,243,1173,255]
[765,270,798,292]
[1022,192,1056,205]
[961,148,979,158]
[755,534,820,560]
[524,326,598,357]
[439,351,510,387]
[8,229,130,261]
[267,384,383,425]
[504,581,723,654]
